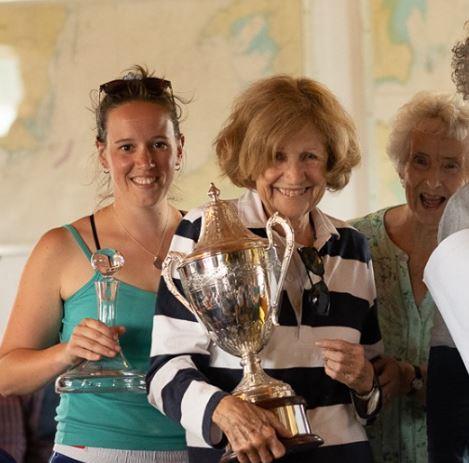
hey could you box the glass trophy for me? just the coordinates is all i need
[55,248,146,393]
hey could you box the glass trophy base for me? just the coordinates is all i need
[55,356,146,394]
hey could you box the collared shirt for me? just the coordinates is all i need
[147,189,382,463]
[352,208,434,463]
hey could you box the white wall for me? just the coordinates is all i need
[303,0,372,219]
[0,247,29,341]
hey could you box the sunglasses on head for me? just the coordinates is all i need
[99,76,172,95]
[298,246,330,316]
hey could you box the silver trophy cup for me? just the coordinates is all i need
[163,184,323,462]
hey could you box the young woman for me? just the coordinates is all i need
[0,66,188,463]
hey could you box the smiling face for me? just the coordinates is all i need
[98,100,183,209]
[255,124,328,225]
[401,118,468,226]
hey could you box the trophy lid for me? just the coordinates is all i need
[184,183,267,263]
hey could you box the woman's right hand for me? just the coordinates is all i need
[212,395,291,463]
[63,318,124,366]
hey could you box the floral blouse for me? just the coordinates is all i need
[351,208,435,463]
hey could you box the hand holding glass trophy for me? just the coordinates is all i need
[163,184,323,462]
[55,248,146,393]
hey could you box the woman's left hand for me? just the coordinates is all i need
[372,356,400,405]
[316,339,374,394]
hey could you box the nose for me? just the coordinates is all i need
[135,147,155,169]
[424,166,442,189]
[284,159,306,183]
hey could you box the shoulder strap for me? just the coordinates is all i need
[63,224,93,260]
[89,215,101,250]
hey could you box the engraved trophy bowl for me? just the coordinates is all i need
[162,184,323,462]
[55,248,146,394]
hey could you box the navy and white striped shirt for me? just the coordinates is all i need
[147,190,382,463]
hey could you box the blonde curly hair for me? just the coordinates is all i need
[215,75,361,191]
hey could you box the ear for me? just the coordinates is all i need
[96,138,109,170]
[178,134,185,150]
[176,134,185,163]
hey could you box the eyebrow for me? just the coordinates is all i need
[413,151,462,160]
[113,135,169,144]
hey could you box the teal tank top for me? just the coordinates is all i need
[55,224,186,450]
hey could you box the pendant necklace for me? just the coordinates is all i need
[112,204,169,269]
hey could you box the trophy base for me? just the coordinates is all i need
[220,395,323,463]
[220,434,324,463]
[55,357,146,394]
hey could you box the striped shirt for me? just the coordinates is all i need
[147,189,382,463]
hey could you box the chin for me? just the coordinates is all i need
[275,207,312,222]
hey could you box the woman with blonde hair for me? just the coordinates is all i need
[147,75,383,463]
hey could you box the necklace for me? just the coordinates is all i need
[112,205,169,269]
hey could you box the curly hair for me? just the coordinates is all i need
[452,24,469,100]
[215,75,361,192]
[387,91,469,175]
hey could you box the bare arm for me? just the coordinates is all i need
[0,228,120,395]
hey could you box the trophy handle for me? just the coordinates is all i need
[266,212,295,323]
[162,252,195,314]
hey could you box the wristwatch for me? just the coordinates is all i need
[409,365,424,394]
[353,374,381,416]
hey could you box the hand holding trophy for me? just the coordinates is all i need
[163,184,323,462]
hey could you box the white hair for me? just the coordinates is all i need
[387,92,469,175]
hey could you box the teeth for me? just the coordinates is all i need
[276,188,307,197]
[422,193,443,200]
[421,193,445,208]
[132,177,155,185]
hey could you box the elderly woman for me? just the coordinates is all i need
[146,75,383,463]
[351,91,469,463]
[426,26,469,463]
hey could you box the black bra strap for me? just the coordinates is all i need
[89,215,101,251]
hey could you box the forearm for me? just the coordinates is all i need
[0,343,69,395]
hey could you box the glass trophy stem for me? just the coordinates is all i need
[55,249,146,394]
[97,278,117,326]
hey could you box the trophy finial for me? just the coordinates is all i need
[91,248,125,277]
[208,183,221,202]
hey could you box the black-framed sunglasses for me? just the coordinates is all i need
[298,246,330,316]
[99,76,172,96]
[98,77,175,109]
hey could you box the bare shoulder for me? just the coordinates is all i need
[31,226,80,267]
[27,216,94,277]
